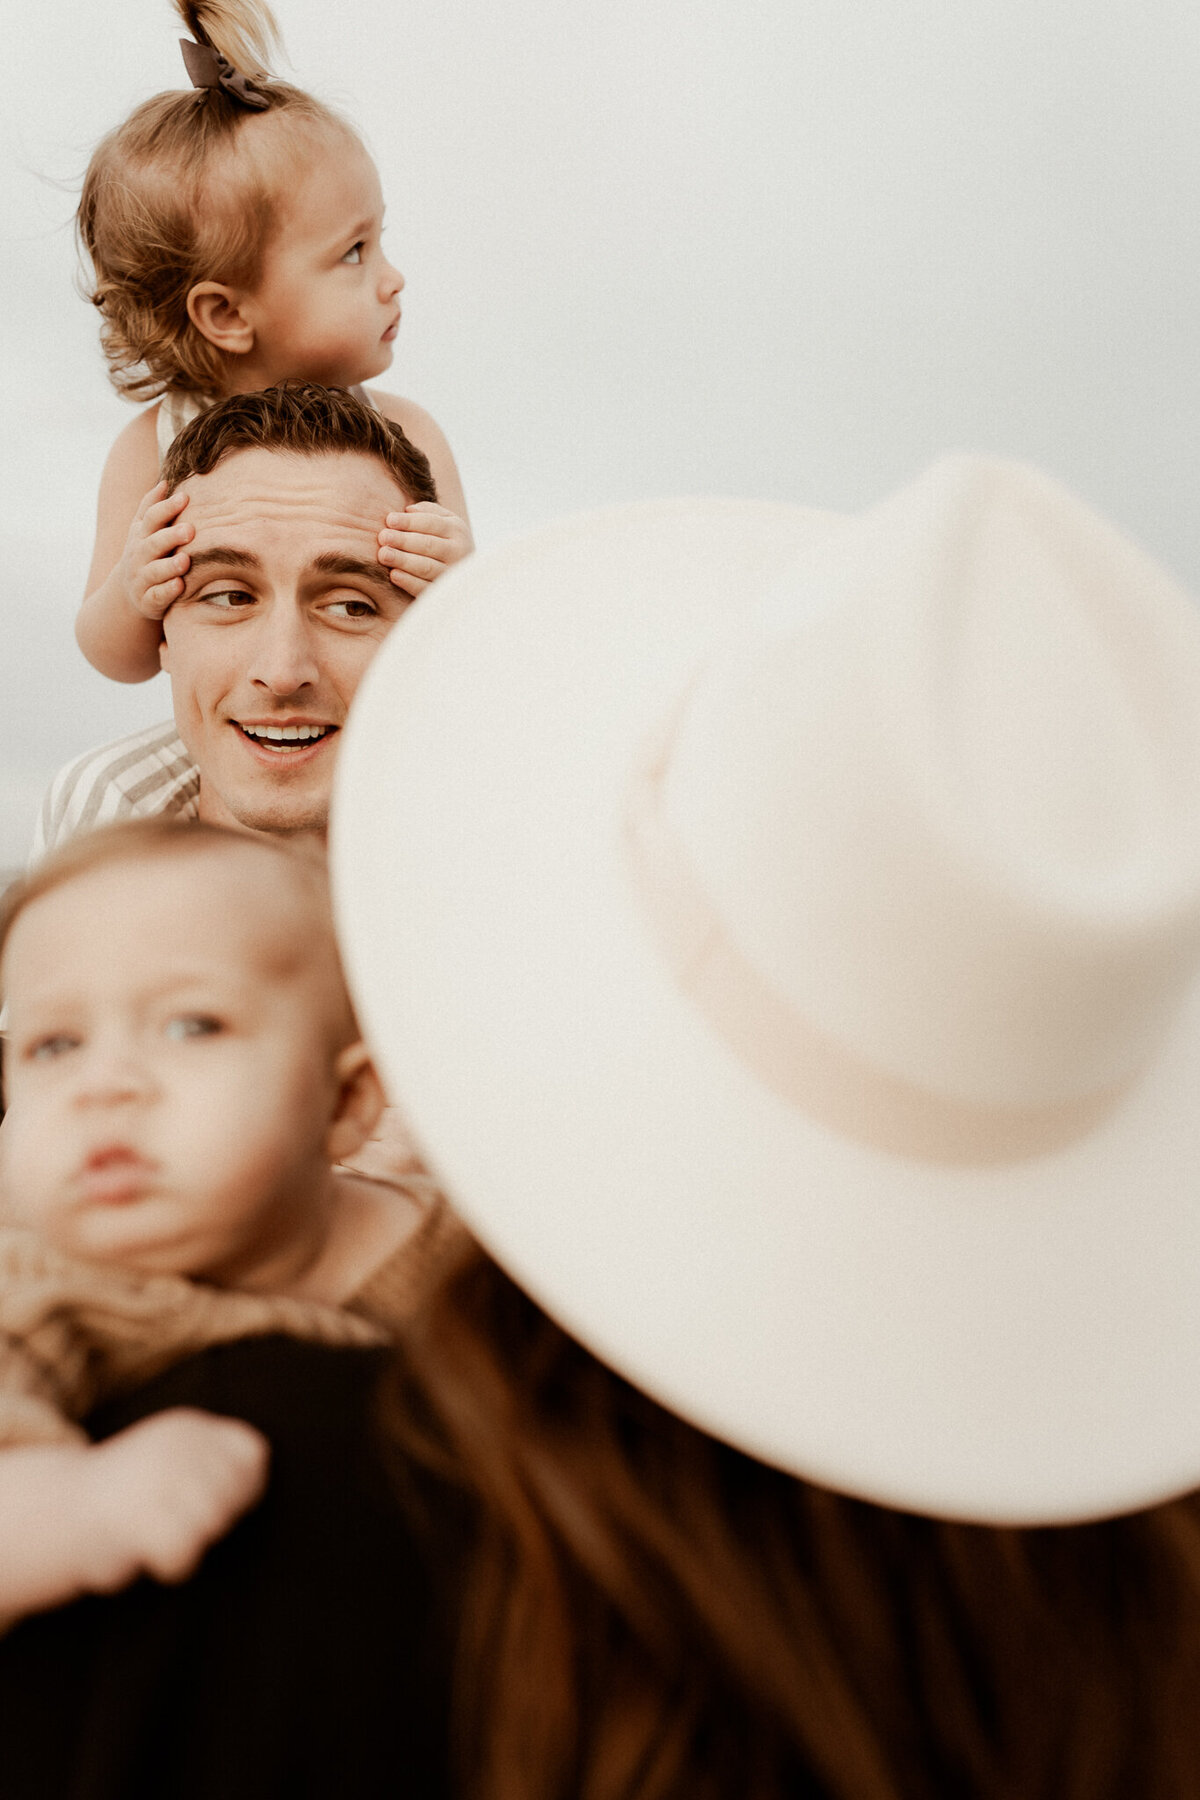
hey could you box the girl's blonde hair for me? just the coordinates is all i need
[77,0,355,403]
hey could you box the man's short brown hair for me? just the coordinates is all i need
[160,380,438,504]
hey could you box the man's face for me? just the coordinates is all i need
[160,446,411,837]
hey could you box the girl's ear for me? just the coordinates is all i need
[186,282,255,356]
[325,1041,387,1165]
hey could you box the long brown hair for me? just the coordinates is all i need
[77,0,354,402]
[388,1241,1200,1800]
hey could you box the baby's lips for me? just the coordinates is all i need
[77,1147,156,1206]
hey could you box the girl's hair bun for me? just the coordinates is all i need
[173,0,282,80]
[79,0,351,402]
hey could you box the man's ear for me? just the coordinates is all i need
[325,1041,387,1164]
[186,282,255,357]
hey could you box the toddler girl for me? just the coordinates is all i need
[76,0,472,685]
[0,817,454,1629]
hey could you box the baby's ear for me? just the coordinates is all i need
[186,282,255,357]
[325,1042,386,1165]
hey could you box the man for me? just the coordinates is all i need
[34,383,439,855]
[0,391,459,1775]
[29,382,450,1185]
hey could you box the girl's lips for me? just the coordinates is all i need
[382,315,401,342]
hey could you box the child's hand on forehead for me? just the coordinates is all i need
[377,504,472,599]
[119,481,196,622]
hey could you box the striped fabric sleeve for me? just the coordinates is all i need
[31,722,201,863]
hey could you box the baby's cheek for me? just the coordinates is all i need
[204,1088,326,1195]
[0,1112,53,1224]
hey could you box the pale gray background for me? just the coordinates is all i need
[2,0,1197,865]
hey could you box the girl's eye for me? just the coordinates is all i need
[341,242,365,265]
[164,1015,223,1042]
[28,1033,80,1062]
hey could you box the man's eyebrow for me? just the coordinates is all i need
[311,552,398,598]
[186,548,264,574]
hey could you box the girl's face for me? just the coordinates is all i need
[239,133,405,390]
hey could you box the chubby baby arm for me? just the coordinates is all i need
[77,410,194,684]
[0,1408,268,1629]
[367,389,474,599]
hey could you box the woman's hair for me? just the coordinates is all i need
[388,1243,1200,1800]
[77,0,355,402]
[160,380,438,503]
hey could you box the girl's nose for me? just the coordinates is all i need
[381,259,405,300]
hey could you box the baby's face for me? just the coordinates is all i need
[0,846,350,1283]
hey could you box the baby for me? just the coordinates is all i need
[0,817,448,1628]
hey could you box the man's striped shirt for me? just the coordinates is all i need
[32,722,200,861]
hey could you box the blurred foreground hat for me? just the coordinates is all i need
[332,456,1200,1524]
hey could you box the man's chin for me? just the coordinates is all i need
[197,784,331,840]
[235,807,329,839]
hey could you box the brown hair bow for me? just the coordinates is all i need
[180,38,271,112]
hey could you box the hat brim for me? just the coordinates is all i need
[332,498,1200,1525]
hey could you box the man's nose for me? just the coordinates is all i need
[247,603,320,696]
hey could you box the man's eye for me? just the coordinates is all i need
[196,594,255,615]
[164,1015,224,1041]
[341,242,365,265]
[199,589,254,609]
[28,1033,80,1062]
[326,596,378,620]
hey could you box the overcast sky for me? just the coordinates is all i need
[2,0,1197,865]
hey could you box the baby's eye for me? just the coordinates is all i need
[164,1014,224,1042]
[341,242,365,265]
[27,1033,80,1062]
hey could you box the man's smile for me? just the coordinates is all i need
[234,721,339,757]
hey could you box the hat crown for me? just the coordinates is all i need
[649,457,1200,1136]
[336,471,1200,1521]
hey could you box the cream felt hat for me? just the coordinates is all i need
[331,455,1200,1525]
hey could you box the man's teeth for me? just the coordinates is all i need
[241,723,330,747]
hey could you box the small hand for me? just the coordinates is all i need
[377,504,473,598]
[79,1407,269,1592]
[119,481,194,621]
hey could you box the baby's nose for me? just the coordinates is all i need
[77,1044,157,1106]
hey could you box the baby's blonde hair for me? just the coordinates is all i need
[0,820,359,1057]
[77,0,357,403]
